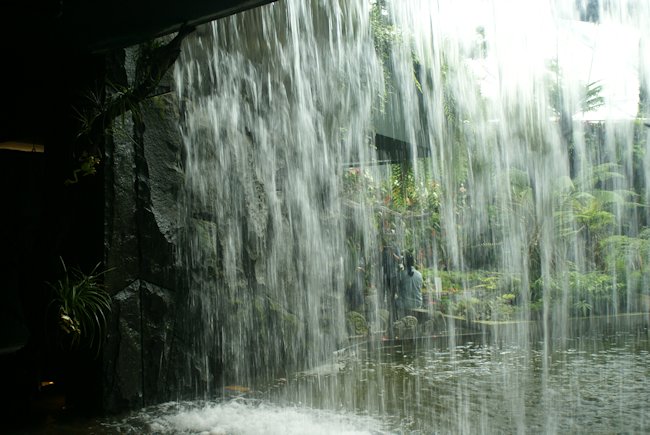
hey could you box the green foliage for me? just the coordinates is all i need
[600,229,650,295]
[433,269,520,294]
[486,295,516,321]
[547,60,605,118]
[387,163,417,210]
[451,296,483,320]
[342,167,376,203]
[601,229,650,270]
[370,1,422,106]
[554,163,640,268]
[381,162,441,218]
[48,258,112,356]
[424,269,520,320]
[532,270,623,316]
[439,58,461,134]
[370,1,399,93]
[377,161,443,254]
[67,29,194,187]
[356,5,648,324]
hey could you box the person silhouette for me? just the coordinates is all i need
[396,251,423,318]
[380,242,401,321]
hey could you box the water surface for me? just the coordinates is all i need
[102,319,648,434]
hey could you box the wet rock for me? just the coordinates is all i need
[103,47,187,412]
[346,311,369,336]
[394,315,418,339]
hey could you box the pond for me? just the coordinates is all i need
[99,316,649,434]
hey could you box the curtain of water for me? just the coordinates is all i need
[172,0,649,428]
[386,0,648,323]
[175,0,383,396]
[385,1,649,431]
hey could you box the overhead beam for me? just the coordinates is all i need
[0,1,276,145]
[1,1,277,53]
[61,0,278,53]
[374,134,430,165]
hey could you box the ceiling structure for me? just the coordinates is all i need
[0,0,276,146]
[0,0,417,163]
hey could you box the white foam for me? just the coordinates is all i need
[123,400,385,435]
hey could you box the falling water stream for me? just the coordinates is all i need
[107,0,649,433]
[174,0,382,394]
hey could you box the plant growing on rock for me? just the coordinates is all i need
[48,258,112,356]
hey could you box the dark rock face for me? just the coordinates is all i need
[103,281,142,410]
[103,41,293,413]
[103,279,178,410]
[103,47,188,412]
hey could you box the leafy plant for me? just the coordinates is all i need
[532,270,622,317]
[370,0,400,102]
[548,60,605,124]
[48,258,112,356]
[65,27,196,187]
[342,167,377,203]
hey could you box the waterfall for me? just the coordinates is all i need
[156,0,650,431]
[385,0,648,328]
[175,0,383,395]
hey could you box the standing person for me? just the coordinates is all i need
[380,242,401,316]
[396,251,423,318]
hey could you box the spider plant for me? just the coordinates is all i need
[48,258,112,356]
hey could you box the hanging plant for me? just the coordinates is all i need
[47,258,113,356]
[64,26,196,186]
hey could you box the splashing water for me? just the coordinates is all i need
[144,0,650,433]
[107,400,385,435]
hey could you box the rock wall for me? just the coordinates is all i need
[101,17,359,410]
[103,46,188,411]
